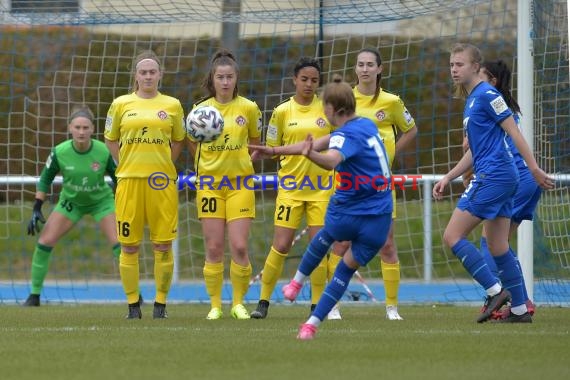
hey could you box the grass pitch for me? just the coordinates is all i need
[2,304,569,380]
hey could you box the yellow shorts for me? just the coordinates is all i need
[274,193,328,229]
[115,178,178,245]
[196,183,255,221]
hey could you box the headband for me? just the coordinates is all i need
[135,58,160,70]
[69,109,93,124]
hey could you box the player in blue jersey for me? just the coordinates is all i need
[462,59,541,318]
[249,57,335,320]
[251,76,393,339]
[433,43,554,323]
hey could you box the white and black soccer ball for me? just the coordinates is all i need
[186,105,224,143]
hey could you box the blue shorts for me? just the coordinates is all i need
[512,170,542,224]
[323,208,392,266]
[457,176,517,220]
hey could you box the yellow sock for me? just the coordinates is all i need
[230,260,252,306]
[259,246,287,301]
[154,249,174,304]
[119,251,140,304]
[203,261,224,309]
[381,260,400,306]
[327,253,343,282]
[310,257,327,305]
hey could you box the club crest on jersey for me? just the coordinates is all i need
[91,161,101,172]
[236,115,246,126]
[316,117,327,128]
[157,110,168,120]
[376,110,386,121]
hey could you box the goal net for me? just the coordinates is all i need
[0,0,568,305]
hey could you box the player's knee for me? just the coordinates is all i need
[273,240,291,254]
[231,242,248,258]
[486,240,509,256]
[205,240,224,255]
[121,245,139,254]
[152,243,171,252]
[38,236,57,247]
[380,240,397,259]
[333,241,350,256]
[442,229,459,249]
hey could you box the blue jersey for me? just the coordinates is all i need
[328,117,393,215]
[506,113,529,173]
[464,81,517,180]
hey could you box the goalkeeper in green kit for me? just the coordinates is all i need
[23,105,119,306]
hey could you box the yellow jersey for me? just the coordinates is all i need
[191,96,262,181]
[266,95,334,201]
[354,87,415,167]
[104,92,185,179]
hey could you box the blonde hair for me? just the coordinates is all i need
[450,43,483,99]
[321,74,356,116]
[131,50,162,92]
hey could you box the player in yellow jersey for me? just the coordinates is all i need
[249,57,338,319]
[187,49,261,320]
[332,47,417,320]
[104,50,186,319]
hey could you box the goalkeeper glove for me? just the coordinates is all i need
[27,199,46,236]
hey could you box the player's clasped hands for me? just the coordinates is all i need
[302,134,314,157]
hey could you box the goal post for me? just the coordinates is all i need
[517,0,535,301]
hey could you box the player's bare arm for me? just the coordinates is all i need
[105,139,120,164]
[395,125,418,154]
[249,134,331,159]
[500,116,554,190]
[171,139,185,162]
[303,134,342,170]
[433,149,473,200]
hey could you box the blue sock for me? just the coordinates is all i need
[451,239,497,290]
[298,229,333,277]
[480,237,499,282]
[494,249,525,307]
[510,248,530,302]
[313,260,356,321]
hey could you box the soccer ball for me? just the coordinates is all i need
[185,105,224,143]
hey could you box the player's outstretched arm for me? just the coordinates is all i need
[249,134,331,158]
[302,134,342,170]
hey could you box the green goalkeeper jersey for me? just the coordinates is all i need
[37,139,116,206]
